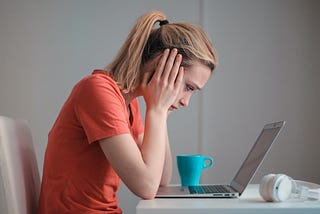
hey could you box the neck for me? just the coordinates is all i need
[121,90,139,107]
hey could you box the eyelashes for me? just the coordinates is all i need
[186,84,195,92]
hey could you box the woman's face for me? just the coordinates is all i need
[168,61,211,112]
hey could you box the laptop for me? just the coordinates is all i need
[156,121,285,198]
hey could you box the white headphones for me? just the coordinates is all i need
[259,174,320,202]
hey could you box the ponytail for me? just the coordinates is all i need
[106,11,166,93]
[106,10,218,93]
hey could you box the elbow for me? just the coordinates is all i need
[140,193,156,200]
[135,190,157,200]
[137,184,159,200]
[132,178,160,200]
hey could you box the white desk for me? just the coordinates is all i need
[136,184,320,214]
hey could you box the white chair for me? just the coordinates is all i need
[0,116,40,214]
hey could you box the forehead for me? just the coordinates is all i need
[183,62,211,89]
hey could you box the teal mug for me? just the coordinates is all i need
[177,154,214,186]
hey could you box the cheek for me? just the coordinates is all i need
[178,86,186,97]
[173,89,184,103]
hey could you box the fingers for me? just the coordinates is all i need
[141,49,184,113]
[154,49,181,80]
[168,54,182,85]
[141,48,182,91]
[152,49,170,81]
[161,49,179,81]
[174,67,184,90]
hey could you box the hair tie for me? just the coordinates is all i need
[159,20,169,26]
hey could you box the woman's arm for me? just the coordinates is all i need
[99,49,183,199]
[160,133,172,186]
[138,133,172,187]
[99,109,168,199]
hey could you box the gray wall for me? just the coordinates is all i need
[1,0,319,213]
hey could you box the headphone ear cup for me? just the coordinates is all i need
[259,174,276,202]
[272,174,292,202]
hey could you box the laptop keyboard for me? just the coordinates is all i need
[189,185,230,194]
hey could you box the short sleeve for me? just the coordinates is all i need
[73,74,130,144]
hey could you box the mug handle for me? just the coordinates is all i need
[203,157,214,168]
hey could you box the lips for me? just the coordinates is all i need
[169,106,178,111]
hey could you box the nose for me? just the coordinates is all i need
[179,94,191,107]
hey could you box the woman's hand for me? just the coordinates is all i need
[99,49,183,199]
[141,48,184,114]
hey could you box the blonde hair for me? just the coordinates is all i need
[106,10,217,93]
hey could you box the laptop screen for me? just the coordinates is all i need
[231,121,285,195]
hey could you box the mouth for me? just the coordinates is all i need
[169,106,178,111]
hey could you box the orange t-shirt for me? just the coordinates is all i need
[38,70,144,214]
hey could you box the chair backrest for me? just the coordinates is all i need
[0,116,40,214]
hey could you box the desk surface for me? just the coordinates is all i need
[136,184,320,214]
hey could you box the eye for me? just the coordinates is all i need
[186,84,195,92]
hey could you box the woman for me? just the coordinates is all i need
[38,10,217,213]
